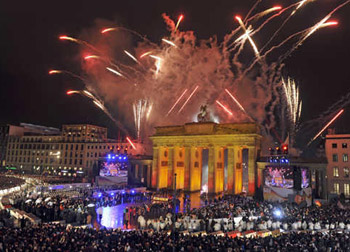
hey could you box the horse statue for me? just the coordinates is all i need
[197,104,210,122]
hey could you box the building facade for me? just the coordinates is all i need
[4,124,144,177]
[150,122,261,195]
[325,133,350,197]
[0,123,60,169]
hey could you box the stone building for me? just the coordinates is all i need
[150,122,261,195]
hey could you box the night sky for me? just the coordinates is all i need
[1,0,350,138]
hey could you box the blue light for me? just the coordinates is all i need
[119,156,122,160]
[98,193,102,197]
[111,193,115,196]
[121,190,125,195]
[123,156,127,160]
[112,156,115,159]
[131,190,135,194]
[107,154,111,159]
[286,159,289,163]
[274,209,282,218]
[281,159,284,163]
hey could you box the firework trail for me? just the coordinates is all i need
[50,2,349,149]
[260,0,313,53]
[84,55,100,60]
[224,88,254,122]
[126,137,137,149]
[282,78,302,126]
[166,89,188,116]
[178,86,199,113]
[235,16,260,59]
[140,51,152,58]
[216,100,233,116]
[59,35,101,53]
[307,109,344,146]
[133,100,152,140]
[106,67,124,77]
[278,0,349,63]
[124,50,140,64]
[175,14,184,32]
[66,90,80,95]
[282,78,302,143]
[243,0,262,22]
[246,6,282,23]
[101,26,156,46]
[162,38,177,48]
[49,69,87,83]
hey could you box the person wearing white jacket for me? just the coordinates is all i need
[272,222,277,230]
[302,221,308,230]
[308,222,314,230]
[314,222,321,230]
[267,219,272,229]
[137,215,146,229]
[297,221,302,229]
[282,223,288,231]
[214,222,221,231]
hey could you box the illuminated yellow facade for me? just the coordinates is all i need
[150,122,262,195]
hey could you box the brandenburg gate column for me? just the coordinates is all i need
[227,146,235,194]
[247,146,257,195]
[234,146,242,194]
[208,146,215,193]
[157,147,169,189]
[151,147,159,188]
[215,147,225,193]
[184,147,191,190]
[208,146,224,193]
[174,146,185,189]
[167,147,174,189]
[189,147,202,192]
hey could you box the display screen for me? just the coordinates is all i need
[264,166,309,189]
[264,166,294,188]
[99,154,128,177]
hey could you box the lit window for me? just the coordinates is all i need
[332,154,338,162]
[333,167,339,177]
[334,183,340,194]
[342,143,348,149]
[332,143,337,149]
[344,167,349,178]
[345,184,350,196]
[343,154,348,162]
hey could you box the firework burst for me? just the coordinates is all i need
[50,1,349,151]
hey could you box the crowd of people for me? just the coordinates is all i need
[129,194,350,234]
[11,185,350,235]
[1,172,350,251]
[8,187,150,226]
[0,223,349,251]
[0,176,25,190]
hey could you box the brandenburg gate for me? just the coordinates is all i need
[150,122,262,195]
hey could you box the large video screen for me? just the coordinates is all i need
[264,166,309,189]
[264,166,294,188]
[99,155,128,177]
